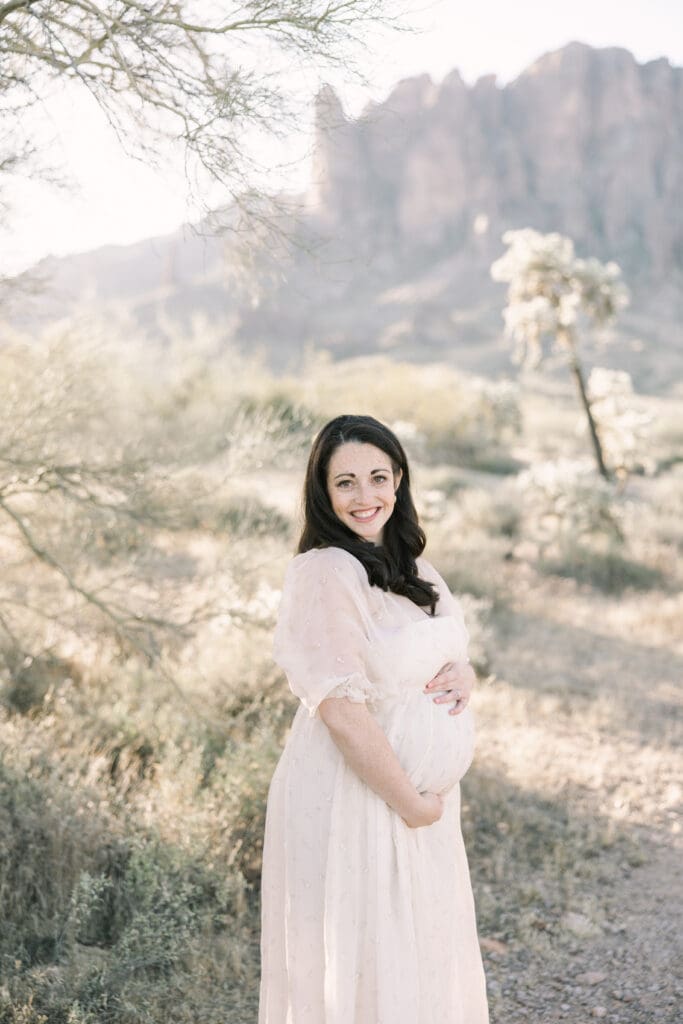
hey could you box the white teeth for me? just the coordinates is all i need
[351,509,379,520]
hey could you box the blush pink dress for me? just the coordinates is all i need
[258,546,489,1024]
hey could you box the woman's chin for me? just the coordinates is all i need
[350,527,383,545]
[345,515,386,543]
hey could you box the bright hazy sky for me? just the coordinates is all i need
[3,0,682,276]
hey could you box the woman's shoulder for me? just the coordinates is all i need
[416,555,457,601]
[286,546,367,584]
[416,555,465,619]
[415,554,441,583]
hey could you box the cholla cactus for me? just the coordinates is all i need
[492,230,578,368]
[518,458,623,549]
[491,229,630,480]
[572,257,629,325]
[470,378,523,443]
[584,368,654,477]
[491,230,629,368]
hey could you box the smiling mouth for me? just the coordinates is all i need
[350,508,381,521]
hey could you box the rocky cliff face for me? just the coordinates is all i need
[310,41,682,283]
[9,43,683,392]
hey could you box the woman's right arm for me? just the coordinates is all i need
[274,548,443,828]
[318,697,443,828]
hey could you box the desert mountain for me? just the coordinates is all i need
[8,42,683,393]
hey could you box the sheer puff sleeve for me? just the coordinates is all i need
[272,547,376,718]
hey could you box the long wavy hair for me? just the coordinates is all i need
[297,414,439,613]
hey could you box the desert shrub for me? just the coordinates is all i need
[0,997,49,1024]
[94,843,205,966]
[0,325,312,691]
[430,538,509,602]
[213,496,291,539]
[516,458,667,592]
[234,392,316,437]
[0,767,253,1022]
[0,333,208,666]
[641,470,683,552]
[0,654,82,716]
[0,757,116,967]
[452,487,521,540]
[458,450,523,475]
[0,608,287,1020]
[538,545,664,593]
[418,378,523,468]
[214,721,289,883]
[223,393,318,474]
[279,354,522,468]
[517,458,624,548]
[432,380,521,456]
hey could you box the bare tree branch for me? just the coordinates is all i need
[1,0,398,228]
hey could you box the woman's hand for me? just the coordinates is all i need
[402,791,444,829]
[423,659,475,715]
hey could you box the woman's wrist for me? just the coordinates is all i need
[396,787,427,821]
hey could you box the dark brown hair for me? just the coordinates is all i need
[297,414,439,613]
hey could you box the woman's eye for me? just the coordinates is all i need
[336,475,389,488]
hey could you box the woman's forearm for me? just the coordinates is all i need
[318,697,421,820]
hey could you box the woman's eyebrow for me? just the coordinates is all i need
[333,468,391,479]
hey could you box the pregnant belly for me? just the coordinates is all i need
[373,692,476,795]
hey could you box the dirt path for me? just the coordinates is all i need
[478,566,683,1024]
[482,837,683,1023]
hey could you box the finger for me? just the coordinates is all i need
[425,674,458,692]
[424,663,455,689]
[432,687,464,704]
[448,696,469,715]
[426,661,472,691]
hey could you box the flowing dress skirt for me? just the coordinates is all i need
[258,699,489,1024]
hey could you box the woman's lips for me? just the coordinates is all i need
[350,507,381,521]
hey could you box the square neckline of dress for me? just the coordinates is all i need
[297,545,452,625]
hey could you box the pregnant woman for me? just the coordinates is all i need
[258,414,489,1024]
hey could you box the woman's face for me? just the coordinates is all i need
[326,441,402,545]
